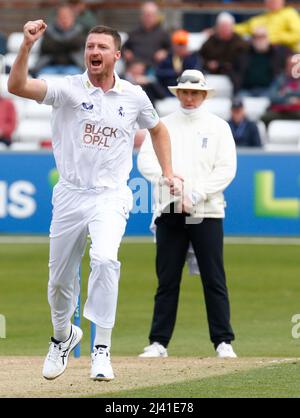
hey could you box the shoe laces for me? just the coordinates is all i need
[47,342,62,363]
[93,347,110,362]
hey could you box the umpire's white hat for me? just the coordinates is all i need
[168,69,215,99]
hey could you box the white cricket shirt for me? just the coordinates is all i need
[42,71,159,190]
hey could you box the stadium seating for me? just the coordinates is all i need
[23,100,51,119]
[13,118,52,144]
[13,99,29,123]
[4,52,38,72]
[0,73,15,99]
[10,142,40,151]
[1,72,53,146]
[202,97,231,119]
[7,32,41,54]
[256,120,268,146]
[266,120,300,150]
[205,74,233,98]
[119,31,129,46]
[242,96,271,121]
[155,97,179,116]
[187,32,209,53]
[0,73,28,126]
[5,32,41,71]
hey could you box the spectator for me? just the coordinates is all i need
[228,98,262,147]
[68,0,98,36]
[261,54,300,126]
[200,12,247,91]
[0,32,7,55]
[156,29,202,96]
[122,1,171,68]
[0,90,17,147]
[236,27,291,97]
[36,4,85,76]
[124,60,166,104]
[235,0,300,52]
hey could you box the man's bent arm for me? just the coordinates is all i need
[8,20,48,101]
[148,121,173,179]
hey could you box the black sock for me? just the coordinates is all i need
[52,328,72,344]
[51,337,62,345]
[95,345,108,349]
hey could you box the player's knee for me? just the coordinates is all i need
[90,252,119,267]
[48,279,73,296]
[90,257,121,288]
[90,255,120,275]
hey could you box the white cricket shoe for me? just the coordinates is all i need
[139,342,168,358]
[42,325,83,380]
[91,346,114,381]
[216,342,237,358]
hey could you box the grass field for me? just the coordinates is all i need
[0,240,300,397]
[97,361,300,398]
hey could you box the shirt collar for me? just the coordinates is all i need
[110,72,123,93]
[179,105,204,119]
[82,71,98,93]
[82,71,123,94]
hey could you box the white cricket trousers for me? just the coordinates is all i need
[48,181,132,333]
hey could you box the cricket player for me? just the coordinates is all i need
[8,20,174,381]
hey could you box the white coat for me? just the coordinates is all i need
[138,107,237,220]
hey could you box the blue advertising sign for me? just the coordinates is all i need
[224,151,300,236]
[0,151,299,236]
[0,152,55,234]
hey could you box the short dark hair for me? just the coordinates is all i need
[87,25,121,50]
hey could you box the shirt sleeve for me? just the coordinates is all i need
[41,78,72,108]
[136,88,160,130]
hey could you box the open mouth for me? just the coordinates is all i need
[91,60,102,67]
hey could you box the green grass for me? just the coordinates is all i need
[1,241,300,397]
[0,242,300,357]
[94,362,300,398]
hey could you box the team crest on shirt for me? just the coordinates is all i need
[81,102,94,111]
[202,138,208,148]
[118,106,125,117]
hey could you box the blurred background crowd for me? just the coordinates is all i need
[1,0,300,150]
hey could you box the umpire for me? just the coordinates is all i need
[137,69,237,358]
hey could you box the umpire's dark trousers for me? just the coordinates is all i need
[148,212,235,348]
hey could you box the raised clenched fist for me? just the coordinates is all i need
[23,20,47,45]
